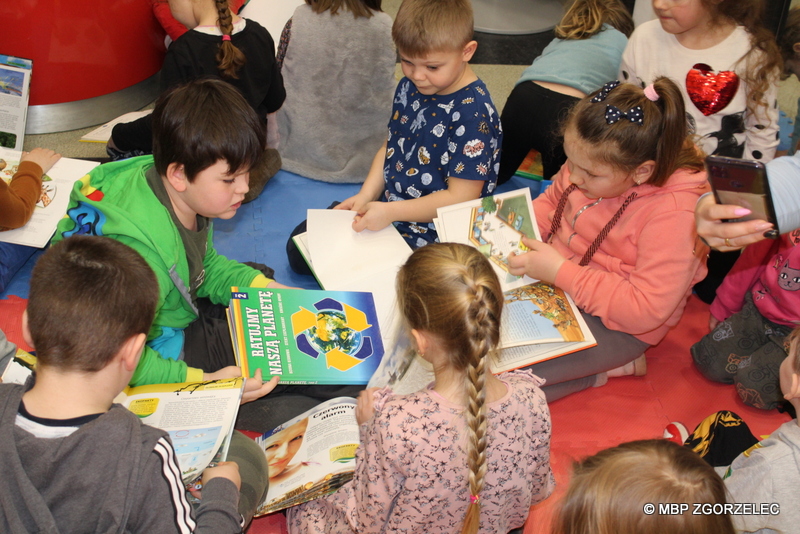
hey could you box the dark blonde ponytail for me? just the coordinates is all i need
[215,0,246,79]
[397,243,503,534]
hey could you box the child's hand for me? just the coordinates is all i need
[336,193,371,213]
[242,368,280,404]
[507,237,566,285]
[356,387,380,425]
[352,201,392,233]
[20,148,61,174]
[201,461,242,497]
[709,316,720,331]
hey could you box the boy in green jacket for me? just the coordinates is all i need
[51,79,282,402]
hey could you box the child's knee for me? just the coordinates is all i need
[733,348,785,410]
[690,338,737,383]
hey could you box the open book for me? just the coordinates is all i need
[228,286,385,385]
[0,55,32,151]
[254,397,359,515]
[80,110,152,143]
[0,148,99,247]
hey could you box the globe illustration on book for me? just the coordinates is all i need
[292,297,376,372]
[305,310,363,356]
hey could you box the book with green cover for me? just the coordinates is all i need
[228,286,384,385]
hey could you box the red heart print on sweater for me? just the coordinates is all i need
[685,63,739,116]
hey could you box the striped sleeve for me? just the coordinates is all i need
[153,436,198,533]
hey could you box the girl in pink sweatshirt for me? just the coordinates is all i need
[508,77,709,401]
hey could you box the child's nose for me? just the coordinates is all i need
[237,175,250,194]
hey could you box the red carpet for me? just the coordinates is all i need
[1,294,789,534]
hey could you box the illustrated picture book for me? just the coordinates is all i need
[0,148,99,247]
[228,286,384,385]
[254,397,359,515]
[0,54,32,151]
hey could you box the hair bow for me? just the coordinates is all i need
[590,80,621,103]
[605,105,644,125]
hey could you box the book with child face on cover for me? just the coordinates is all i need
[228,286,384,385]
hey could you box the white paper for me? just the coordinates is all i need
[80,110,152,143]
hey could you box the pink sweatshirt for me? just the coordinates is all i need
[534,164,710,345]
[710,231,800,327]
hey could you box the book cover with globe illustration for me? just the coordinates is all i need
[228,287,384,384]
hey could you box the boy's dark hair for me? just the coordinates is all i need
[152,77,265,182]
[392,0,473,57]
[779,7,800,66]
[27,236,158,372]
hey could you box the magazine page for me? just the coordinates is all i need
[0,348,35,385]
[114,378,244,484]
[229,286,384,385]
[0,149,99,247]
[436,188,540,291]
[0,55,32,151]
[255,397,359,515]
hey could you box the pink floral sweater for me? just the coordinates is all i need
[286,370,554,533]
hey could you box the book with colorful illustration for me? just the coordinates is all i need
[0,54,32,151]
[254,397,359,515]
[228,286,385,385]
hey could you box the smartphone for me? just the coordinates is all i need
[705,155,779,236]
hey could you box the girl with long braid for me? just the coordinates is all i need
[508,77,709,401]
[287,243,554,533]
[109,0,285,201]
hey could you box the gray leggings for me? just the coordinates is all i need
[522,311,649,403]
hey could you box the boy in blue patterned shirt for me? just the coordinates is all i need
[337,0,502,249]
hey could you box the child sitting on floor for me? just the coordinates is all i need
[287,243,554,533]
[334,0,502,249]
[274,0,396,183]
[681,327,800,533]
[0,235,244,533]
[507,78,709,402]
[110,0,285,202]
[691,150,800,411]
[499,0,633,183]
[52,79,284,398]
[552,440,735,534]
[0,148,61,293]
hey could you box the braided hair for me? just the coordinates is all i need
[396,243,503,534]
[215,0,246,78]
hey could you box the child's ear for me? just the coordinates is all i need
[785,371,800,401]
[633,160,656,185]
[462,40,478,62]
[793,43,800,55]
[119,333,147,373]
[21,310,34,350]
[165,162,189,193]
[410,328,429,356]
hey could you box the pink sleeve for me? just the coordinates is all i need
[555,207,704,336]
[710,237,781,321]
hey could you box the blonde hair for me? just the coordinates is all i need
[396,243,503,534]
[555,0,633,40]
[392,0,474,56]
[215,0,246,78]
[565,77,704,187]
[552,440,735,534]
[305,0,382,18]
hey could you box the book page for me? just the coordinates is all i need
[306,209,412,290]
[0,149,99,247]
[436,189,540,291]
[80,110,152,143]
[115,378,244,484]
[0,55,31,151]
[256,397,359,514]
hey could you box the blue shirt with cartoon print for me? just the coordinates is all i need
[383,77,502,248]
